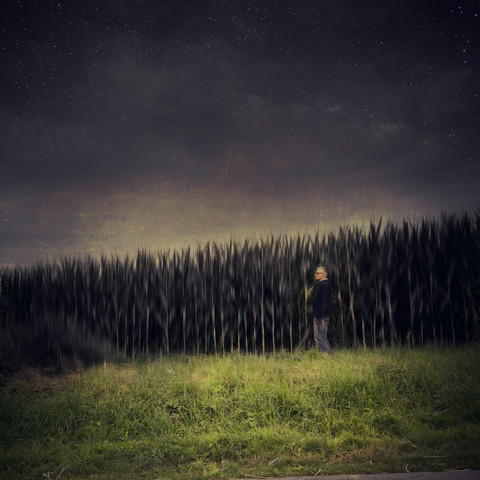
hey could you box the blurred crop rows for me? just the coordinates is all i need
[1,213,479,370]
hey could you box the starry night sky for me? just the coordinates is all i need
[1,0,479,265]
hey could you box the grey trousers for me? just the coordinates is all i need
[314,317,332,353]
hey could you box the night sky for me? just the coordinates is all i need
[1,0,479,265]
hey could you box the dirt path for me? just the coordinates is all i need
[237,471,480,480]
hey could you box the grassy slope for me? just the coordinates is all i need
[1,346,480,480]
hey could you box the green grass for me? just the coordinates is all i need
[1,345,480,480]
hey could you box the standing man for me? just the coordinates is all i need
[313,266,332,353]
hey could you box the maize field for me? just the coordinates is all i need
[1,213,479,370]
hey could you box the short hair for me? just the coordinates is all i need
[316,266,327,277]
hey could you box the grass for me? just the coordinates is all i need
[1,345,480,480]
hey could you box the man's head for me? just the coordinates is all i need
[314,266,328,282]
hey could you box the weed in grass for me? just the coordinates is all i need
[1,346,480,479]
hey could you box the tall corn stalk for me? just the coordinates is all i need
[1,213,479,369]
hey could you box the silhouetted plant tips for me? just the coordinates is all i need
[1,213,479,370]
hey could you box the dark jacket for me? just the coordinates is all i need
[313,279,332,319]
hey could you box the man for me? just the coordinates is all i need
[312,266,332,353]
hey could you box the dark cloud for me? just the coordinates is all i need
[1,0,479,264]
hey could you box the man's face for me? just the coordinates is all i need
[315,269,326,281]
